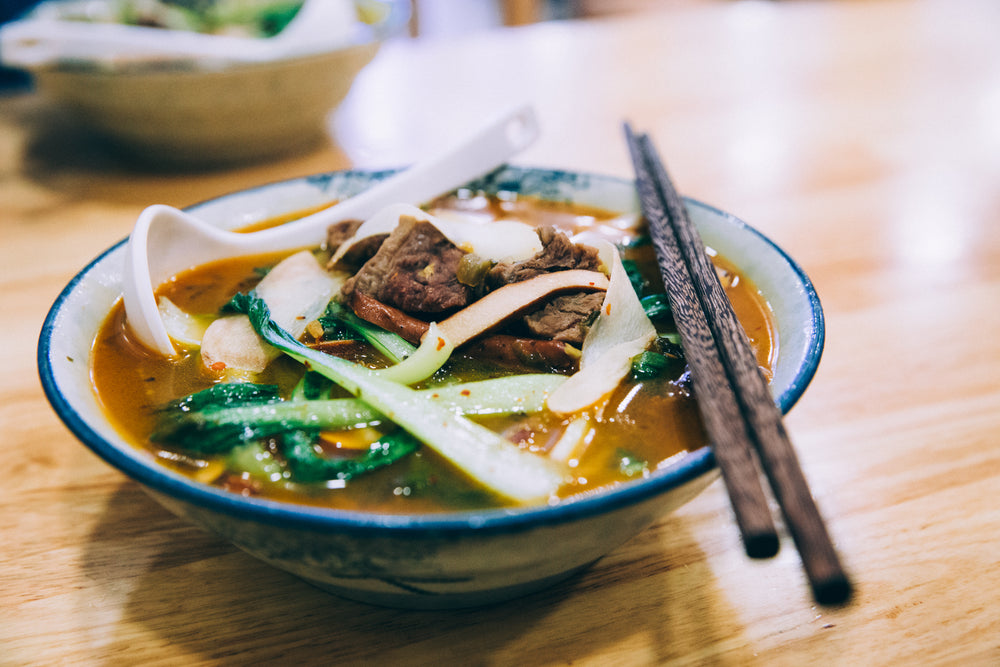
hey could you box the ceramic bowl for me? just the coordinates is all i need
[38,167,824,609]
[6,1,409,166]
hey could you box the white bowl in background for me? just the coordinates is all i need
[3,0,410,166]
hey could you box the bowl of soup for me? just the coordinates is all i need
[38,166,824,609]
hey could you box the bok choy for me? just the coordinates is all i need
[154,374,567,455]
[219,291,568,504]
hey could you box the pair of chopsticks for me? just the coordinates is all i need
[625,125,851,605]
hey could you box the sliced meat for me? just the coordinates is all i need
[346,293,581,371]
[326,219,387,268]
[326,219,362,249]
[350,291,428,345]
[341,216,473,314]
[486,225,602,288]
[522,291,605,344]
[463,335,580,371]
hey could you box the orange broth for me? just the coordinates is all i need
[91,194,776,512]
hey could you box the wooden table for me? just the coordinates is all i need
[3,0,999,663]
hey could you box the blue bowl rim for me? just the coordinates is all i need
[37,167,825,537]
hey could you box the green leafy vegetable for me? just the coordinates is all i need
[314,315,359,343]
[291,370,334,401]
[153,383,323,456]
[154,375,422,483]
[641,293,672,321]
[226,291,567,504]
[228,441,284,480]
[630,333,687,379]
[125,1,306,37]
[630,351,671,379]
[256,3,303,36]
[321,301,415,364]
[621,257,648,298]
[617,449,649,478]
[154,374,567,456]
[282,430,421,483]
[172,382,280,414]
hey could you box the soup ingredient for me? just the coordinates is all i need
[546,242,657,415]
[371,322,453,385]
[329,204,543,268]
[282,430,421,483]
[200,250,342,373]
[323,301,415,363]
[336,262,609,384]
[640,293,672,321]
[630,350,674,380]
[226,292,568,503]
[326,207,615,377]
[346,292,585,370]
[547,415,594,464]
[154,374,567,456]
[434,269,609,347]
[158,295,213,346]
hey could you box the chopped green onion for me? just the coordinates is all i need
[641,293,672,321]
[630,351,671,379]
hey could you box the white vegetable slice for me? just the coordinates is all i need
[438,269,610,346]
[546,242,657,415]
[201,316,271,372]
[324,361,569,504]
[157,296,213,348]
[328,203,543,267]
[548,415,594,464]
[201,250,343,373]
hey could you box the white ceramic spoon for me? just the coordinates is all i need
[122,104,541,356]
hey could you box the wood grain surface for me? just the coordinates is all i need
[3,0,999,664]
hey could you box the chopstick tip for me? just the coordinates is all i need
[622,121,638,142]
[744,532,780,559]
[812,572,853,606]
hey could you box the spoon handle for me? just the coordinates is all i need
[123,104,539,357]
[238,104,541,253]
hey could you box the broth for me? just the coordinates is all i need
[91,193,775,512]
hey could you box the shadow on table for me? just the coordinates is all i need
[81,482,745,665]
[4,93,339,208]
[8,95,186,177]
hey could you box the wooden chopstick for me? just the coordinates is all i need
[625,130,780,560]
[624,125,851,605]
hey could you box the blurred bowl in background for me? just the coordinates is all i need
[1,0,410,167]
